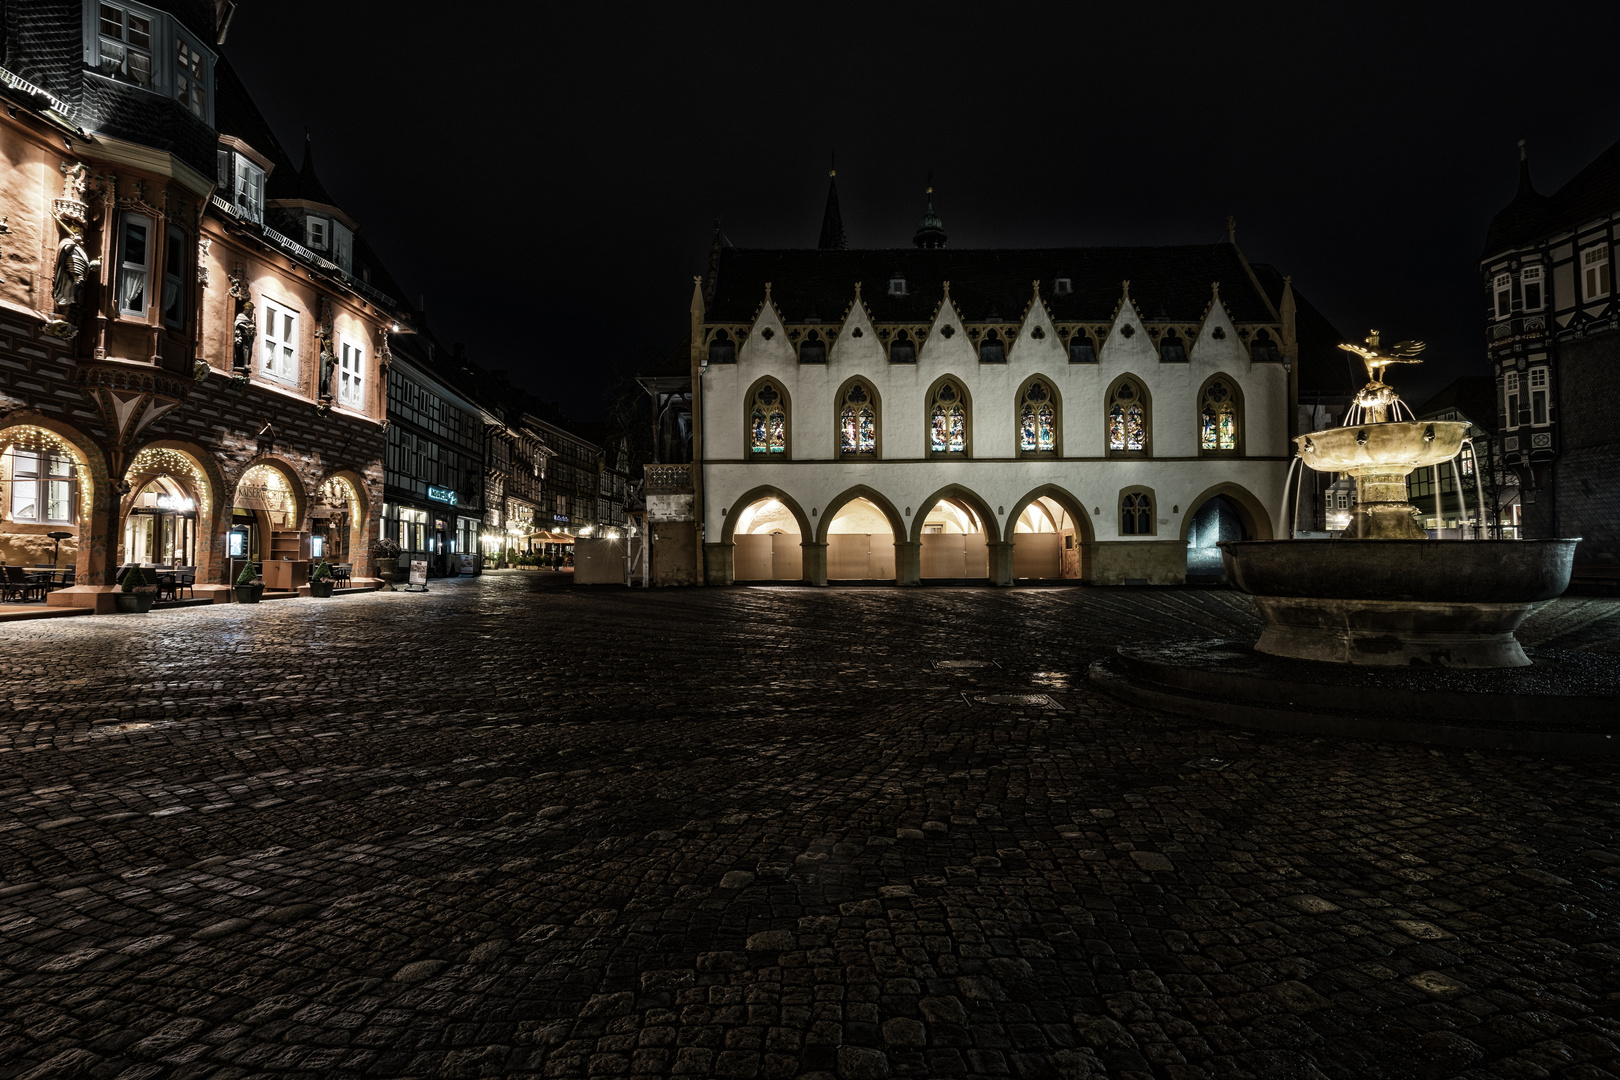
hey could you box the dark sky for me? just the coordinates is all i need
[228,0,1617,419]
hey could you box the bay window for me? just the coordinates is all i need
[97,4,152,86]
[88,4,215,124]
[118,213,152,318]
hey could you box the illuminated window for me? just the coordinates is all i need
[7,449,77,524]
[1494,272,1513,319]
[1107,377,1149,455]
[306,217,328,251]
[928,379,969,456]
[838,380,878,458]
[176,36,206,117]
[259,298,299,383]
[97,4,152,86]
[232,155,264,223]
[117,213,152,317]
[1582,246,1611,301]
[331,222,353,274]
[90,5,214,122]
[339,337,365,408]
[747,381,788,458]
[1198,377,1239,454]
[1017,379,1058,456]
[1120,491,1153,536]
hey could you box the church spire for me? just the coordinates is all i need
[818,153,846,250]
[912,172,947,249]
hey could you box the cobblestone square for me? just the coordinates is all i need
[2,576,1619,1080]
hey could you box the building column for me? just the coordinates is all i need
[702,541,734,585]
[801,541,828,586]
[987,541,1015,586]
[48,470,122,612]
[894,541,920,586]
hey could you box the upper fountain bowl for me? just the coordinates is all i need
[1296,420,1469,473]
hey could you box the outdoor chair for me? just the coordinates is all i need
[2,566,46,603]
[173,568,195,600]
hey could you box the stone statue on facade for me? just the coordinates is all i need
[233,301,256,375]
[318,340,335,401]
[52,224,94,308]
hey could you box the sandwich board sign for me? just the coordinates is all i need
[405,559,429,592]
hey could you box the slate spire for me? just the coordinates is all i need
[818,156,846,250]
[912,173,947,249]
[296,130,338,208]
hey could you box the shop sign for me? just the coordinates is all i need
[155,494,196,512]
[552,513,569,522]
[428,485,457,504]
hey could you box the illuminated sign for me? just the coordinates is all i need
[552,513,569,522]
[427,485,457,504]
[228,528,248,558]
[310,534,325,558]
[155,494,196,512]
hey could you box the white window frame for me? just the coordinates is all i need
[1493,272,1512,319]
[338,335,365,409]
[1520,265,1544,311]
[259,297,299,385]
[1504,371,1521,430]
[306,217,329,251]
[84,3,215,125]
[1528,367,1549,426]
[174,33,207,119]
[117,212,153,318]
[8,450,77,525]
[232,154,265,224]
[331,222,354,274]
[94,2,154,88]
[1581,245,1612,301]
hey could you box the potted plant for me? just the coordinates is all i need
[309,560,335,598]
[371,537,401,587]
[234,561,263,604]
[116,566,158,613]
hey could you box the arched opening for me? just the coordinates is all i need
[0,422,97,588]
[836,378,880,459]
[311,474,364,570]
[825,497,897,582]
[731,496,804,582]
[231,461,306,592]
[119,444,216,581]
[926,376,971,458]
[1197,374,1243,456]
[1106,375,1151,457]
[1016,376,1061,457]
[917,492,993,581]
[745,378,790,460]
[1184,495,1250,581]
[1011,495,1085,581]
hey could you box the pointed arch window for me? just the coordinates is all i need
[1199,377,1240,454]
[1120,491,1154,536]
[708,329,735,364]
[838,381,878,458]
[1017,379,1058,456]
[928,379,969,456]
[747,381,788,458]
[1107,378,1149,456]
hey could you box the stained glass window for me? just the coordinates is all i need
[929,381,967,454]
[748,382,787,456]
[1199,379,1237,452]
[1018,381,1057,453]
[1107,379,1147,453]
[840,382,877,456]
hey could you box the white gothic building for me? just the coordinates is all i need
[663,189,1338,586]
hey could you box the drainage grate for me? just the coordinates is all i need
[935,660,999,670]
[1184,757,1232,770]
[967,692,1063,710]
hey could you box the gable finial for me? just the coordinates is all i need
[764,282,773,302]
[1032,279,1041,299]
[854,281,862,300]
[1226,215,1236,244]
[1121,279,1131,301]
[1211,281,1221,300]
[942,280,951,299]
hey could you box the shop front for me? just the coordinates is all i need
[382,484,474,577]
[1,424,88,578]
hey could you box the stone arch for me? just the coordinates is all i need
[120,438,229,585]
[908,483,1001,544]
[312,467,374,573]
[1006,484,1094,583]
[0,410,111,584]
[815,485,906,546]
[1178,481,1274,542]
[231,454,308,527]
[721,485,814,544]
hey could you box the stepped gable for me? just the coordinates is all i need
[707,244,1281,325]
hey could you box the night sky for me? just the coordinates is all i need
[229,1,1617,420]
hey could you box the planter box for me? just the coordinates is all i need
[115,592,155,614]
[309,580,334,598]
[234,585,264,604]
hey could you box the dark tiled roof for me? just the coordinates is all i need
[1412,376,1498,434]
[1249,263,1353,399]
[706,244,1281,325]
[818,176,846,250]
[214,57,295,174]
[81,75,215,176]
[279,134,340,208]
[2,2,82,109]
[1484,138,1620,255]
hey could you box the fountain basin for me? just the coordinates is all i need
[1296,420,1468,472]
[1221,539,1579,667]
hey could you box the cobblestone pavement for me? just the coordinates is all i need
[2,576,1620,1080]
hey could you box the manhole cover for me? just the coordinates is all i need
[1184,757,1232,770]
[934,660,999,670]
[967,693,1063,710]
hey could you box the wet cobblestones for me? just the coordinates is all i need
[1,576,1619,1080]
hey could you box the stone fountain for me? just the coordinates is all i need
[1220,332,1578,668]
[1089,333,1607,755]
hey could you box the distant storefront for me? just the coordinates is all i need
[383,342,485,575]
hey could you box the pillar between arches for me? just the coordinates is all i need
[894,542,920,586]
[987,542,1015,587]
[801,541,828,587]
[703,542,734,586]
[46,473,121,611]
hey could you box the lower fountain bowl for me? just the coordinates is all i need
[1219,539,1580,667]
